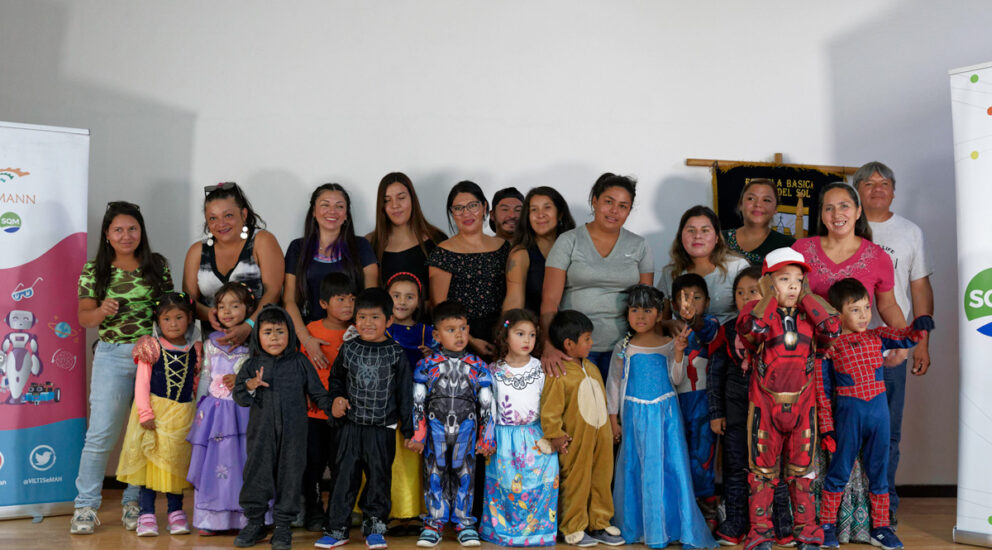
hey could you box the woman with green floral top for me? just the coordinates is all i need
[70,201,172,535]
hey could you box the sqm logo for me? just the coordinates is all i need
[0,212,21,234]
[29,444,55,471]
[965,267,992,337]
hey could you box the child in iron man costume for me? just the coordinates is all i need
[736,248,840,550]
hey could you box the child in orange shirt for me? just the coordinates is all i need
[302,273,356,532]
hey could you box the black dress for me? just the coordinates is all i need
[524,244,546,315]
[427,241,510,343]
[380,241,438,302]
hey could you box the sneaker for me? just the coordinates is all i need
[821,524,839,549]
[315,534,350,548]
[167,510,190,535]
[588,528,624,546]
[416,528,442,548]
[749,542,774,550]
[367,533,388,549]
[122,501,140,530]
[715,529,745,546]
[457,528,481,547]
[136,513,159,537]
[271,524,293,550]
[70,506,101,535]
[870,526,903,550]
[796,544,821,550]
[777,534,797,547]
[199,529,217,536]
[563,531,599,547]
[305,506,326,533]
[234,522,267,547]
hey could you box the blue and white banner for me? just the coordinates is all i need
[0,121,89,520]
[950,63,992,547]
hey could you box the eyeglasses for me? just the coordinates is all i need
[204,181,238,196]
[106,201,140,211]
[450,201,483,215]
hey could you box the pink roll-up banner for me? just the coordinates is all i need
[0,121,89,520]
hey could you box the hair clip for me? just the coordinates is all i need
[503,319,511,328]
[386,272,423,294]
[237,281,256,297]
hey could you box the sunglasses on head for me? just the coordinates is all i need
[106,201,140,211]
[204,181,239,196]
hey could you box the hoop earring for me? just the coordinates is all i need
[240,225,249,240]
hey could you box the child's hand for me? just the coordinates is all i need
[405,439,425,454]
[610,415,622,444]
[222,374,236,390]
[710,417,726,435]
[245,367,269,391]
[140,418,156,430]
[673,326,690,354]
[550,434,571,454]
[758,274,776,300]
[477,443,496,457]
[820,431,837,453]
[418,345,432,358]
[332,397,350,418]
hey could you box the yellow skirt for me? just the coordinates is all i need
[391,429,424,519]
[116,395,195,494]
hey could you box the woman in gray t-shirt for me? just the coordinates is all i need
[541,173,654,380]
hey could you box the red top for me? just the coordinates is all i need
[792,237,894,305]
[303,321,347,420]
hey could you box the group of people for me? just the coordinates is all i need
[66,162,934,550]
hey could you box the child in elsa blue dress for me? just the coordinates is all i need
[481,309,558,546]
[605,285,716,549]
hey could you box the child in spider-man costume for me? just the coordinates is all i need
[737,248,840,550]
[816,278,933,550]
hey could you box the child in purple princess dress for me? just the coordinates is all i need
[186,283,260,535]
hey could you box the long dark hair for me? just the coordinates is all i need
[815,182,873,241]
[512,187,576,253]
[202,182,266,235]
[369,172,446,269]
[93,201,170,301]
[668,205,733,277]
[493,308,541,362]
[295,184,364,314]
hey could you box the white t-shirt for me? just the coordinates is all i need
[656,256,751,325]
[868,213,932,328]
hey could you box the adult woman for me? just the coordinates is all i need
[71,201,173,534]
[541,173,654,379]
[722,178,795,266]
[658,205,750,325]
[366,172,446,304]
[182,182,284,346]
[502,187,576,314]
[428,181,510,356]
[285,183,378,366]
[792,182,906,545]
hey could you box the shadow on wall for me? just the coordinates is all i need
[0,1,197,475]
[644,174,705,288]
[827,0,992,485]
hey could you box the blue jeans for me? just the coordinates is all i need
[884,359,908,518]
[586,350,614,382]
[73,341,141,509]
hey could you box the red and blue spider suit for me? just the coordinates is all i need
[737,262,840,550]
[412,349,495,535]
[815,318,933,531]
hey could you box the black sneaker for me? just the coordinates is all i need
[305,508,327,533]
[234,522,267,547]
[270,524,293,550]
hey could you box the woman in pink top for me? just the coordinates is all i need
[791,182,907,545]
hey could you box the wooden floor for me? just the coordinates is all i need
[0,491,968,549]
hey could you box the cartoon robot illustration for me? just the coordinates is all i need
[0,310,43,404]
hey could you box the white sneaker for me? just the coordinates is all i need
[70,506,101,535]
[122,501,140,530]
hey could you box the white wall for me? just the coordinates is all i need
[1,0,984,485]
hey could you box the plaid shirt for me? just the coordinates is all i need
[815,326,925,433]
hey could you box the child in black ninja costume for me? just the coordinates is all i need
[233,305,334,550]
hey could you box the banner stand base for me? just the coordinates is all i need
[954,527,992,548]
[0,501,74,521]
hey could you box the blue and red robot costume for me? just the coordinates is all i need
[815,318,933,533]
[737,275,840,549]
[411,349,495,535]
